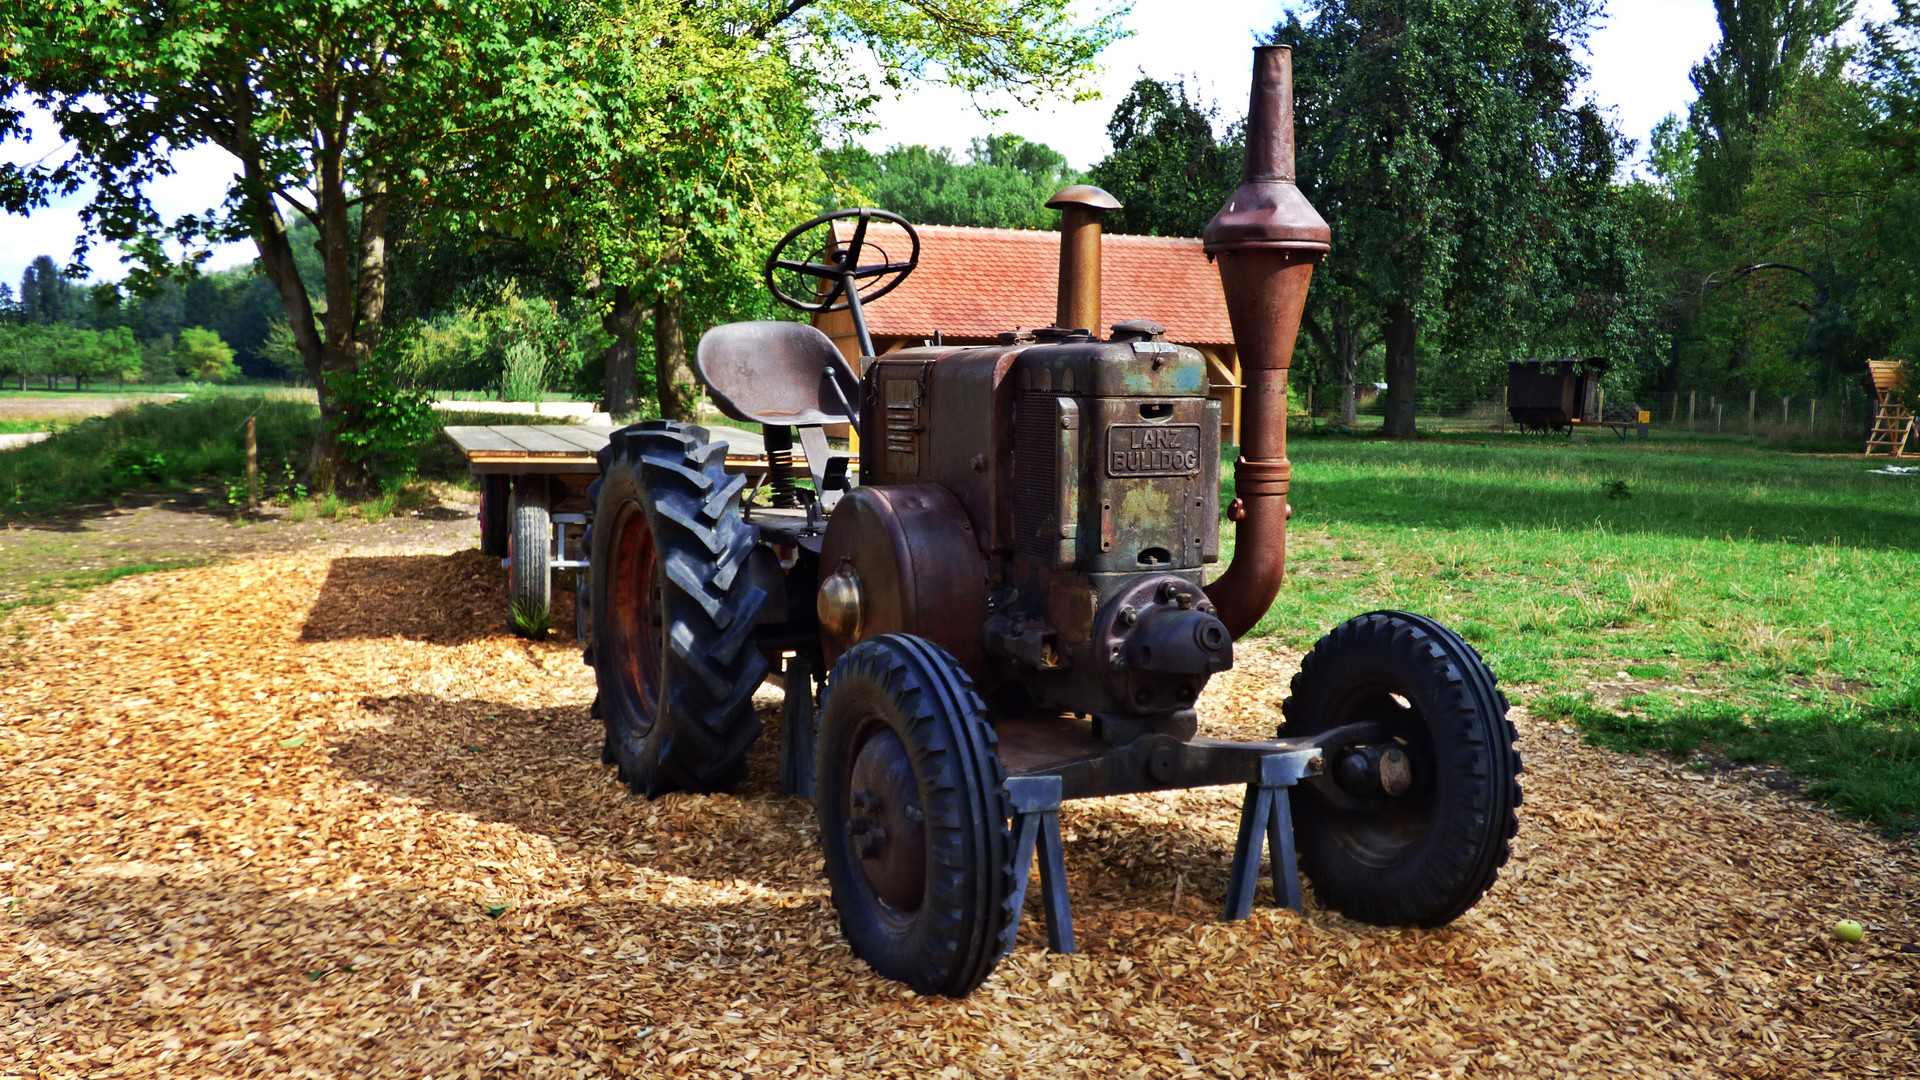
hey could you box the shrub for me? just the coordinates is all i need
[324,346,437,490]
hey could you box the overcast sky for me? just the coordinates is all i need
[0,0,1897,291]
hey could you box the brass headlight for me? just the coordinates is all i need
[817,562,864,640]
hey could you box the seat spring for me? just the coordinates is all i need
[767,446,802,508]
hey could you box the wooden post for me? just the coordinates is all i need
[1782,396,1789,425]
[1748,390,1756,434]
[1669,393,1677,424]
[245,415,259,512]
[1596,387,1606,422]
[1688,391,1696,427]
[1810,398,1817,426]
[1716,404,1722,433]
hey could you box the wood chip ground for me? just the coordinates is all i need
[2,535,1915,1078]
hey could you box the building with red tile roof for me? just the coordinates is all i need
[814,223,1251,442]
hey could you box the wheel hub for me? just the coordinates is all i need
[1334,744,1413,798]
[847,727,926,912]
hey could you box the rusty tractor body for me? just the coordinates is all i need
[584,48,1521,997]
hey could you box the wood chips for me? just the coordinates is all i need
[2,536,1916,1078]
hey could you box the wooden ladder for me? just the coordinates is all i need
[1865,360,1916,458]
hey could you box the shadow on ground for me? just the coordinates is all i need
[331,689,1294,925]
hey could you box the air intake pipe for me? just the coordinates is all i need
[1202,46,1331,639]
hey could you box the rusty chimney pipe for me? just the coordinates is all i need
[1047,185,1122,333]
[1202,46,1331,639]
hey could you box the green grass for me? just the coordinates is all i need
[0,395,320,517]
[0,379,302,398]
[1231,431,1920,833]
[0,396,557,514]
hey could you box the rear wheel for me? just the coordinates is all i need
[509,476,551,634]
[1281,610,1521,927]
[816,634,1013,997]
[587,421,768,796]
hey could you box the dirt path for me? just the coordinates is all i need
[0,533,1915,1078]
[0,489,481,611]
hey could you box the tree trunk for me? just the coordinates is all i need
[1382,303,1419,438]
[1335,319,1360,426]
[601,284,641,418]
[654,290,697,423]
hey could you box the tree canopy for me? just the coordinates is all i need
[1089,79,1244,238]
[822,135,1083,229]
[1,0,1122,473]
[1274,0,1641,435]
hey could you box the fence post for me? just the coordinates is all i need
[1810,398,1817,427]
[1688,391,1697,427]
[1716,403,1722,433]
[1782,396,1789,425]
[1748,390,1756,435]
[1669,393,1677,424]
[245,415,260,513]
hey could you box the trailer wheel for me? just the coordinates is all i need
[816,634,1013,997]
[509,477,551,634]
[587,421,768,796]
[1280,610,1521,927]
[479,474,511,557]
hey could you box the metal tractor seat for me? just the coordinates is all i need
[695,320,859,428]
[694,319,860,510]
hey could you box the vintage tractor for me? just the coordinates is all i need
[582,47,1520,997]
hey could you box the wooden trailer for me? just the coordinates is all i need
[445,422,844,636]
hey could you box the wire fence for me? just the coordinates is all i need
[1299,382,1875,445]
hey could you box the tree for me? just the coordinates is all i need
[4,0,1122,446]
[18,255,77,325]
[176,327,238,382]
[1690,0,1854,218]
[823,135,1083,229]
[1273,0,1625,437]
[473,1,1122,422]
[1,1,570,484]
[1090,79,1244,237]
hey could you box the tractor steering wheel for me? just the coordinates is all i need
[764,208,920,315]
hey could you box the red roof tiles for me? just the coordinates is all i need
[836,223,1234,346]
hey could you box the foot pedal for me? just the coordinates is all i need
[778,657,817,799]
[1222,750,1319,920]
[1004,775,1075,954]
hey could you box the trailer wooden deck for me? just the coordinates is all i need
[446,423,802,472]
[443,423,851,639]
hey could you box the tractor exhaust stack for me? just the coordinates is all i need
[1047,185,1122,333]
[1202,45,1331,638]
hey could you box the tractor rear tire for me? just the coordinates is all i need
[1280,610,1521,927]
[816,634,1014,997]
[509,477,551,634]
[586,421,768,796]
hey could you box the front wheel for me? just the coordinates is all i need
[816,634,1013,997]
[1281,611,1521,927]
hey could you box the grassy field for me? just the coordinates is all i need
[1232,430,1920,833]
[0,394,565,517]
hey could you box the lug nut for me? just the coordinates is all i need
[1119,606,1138,626]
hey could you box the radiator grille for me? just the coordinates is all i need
[1014,394,1059,561]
